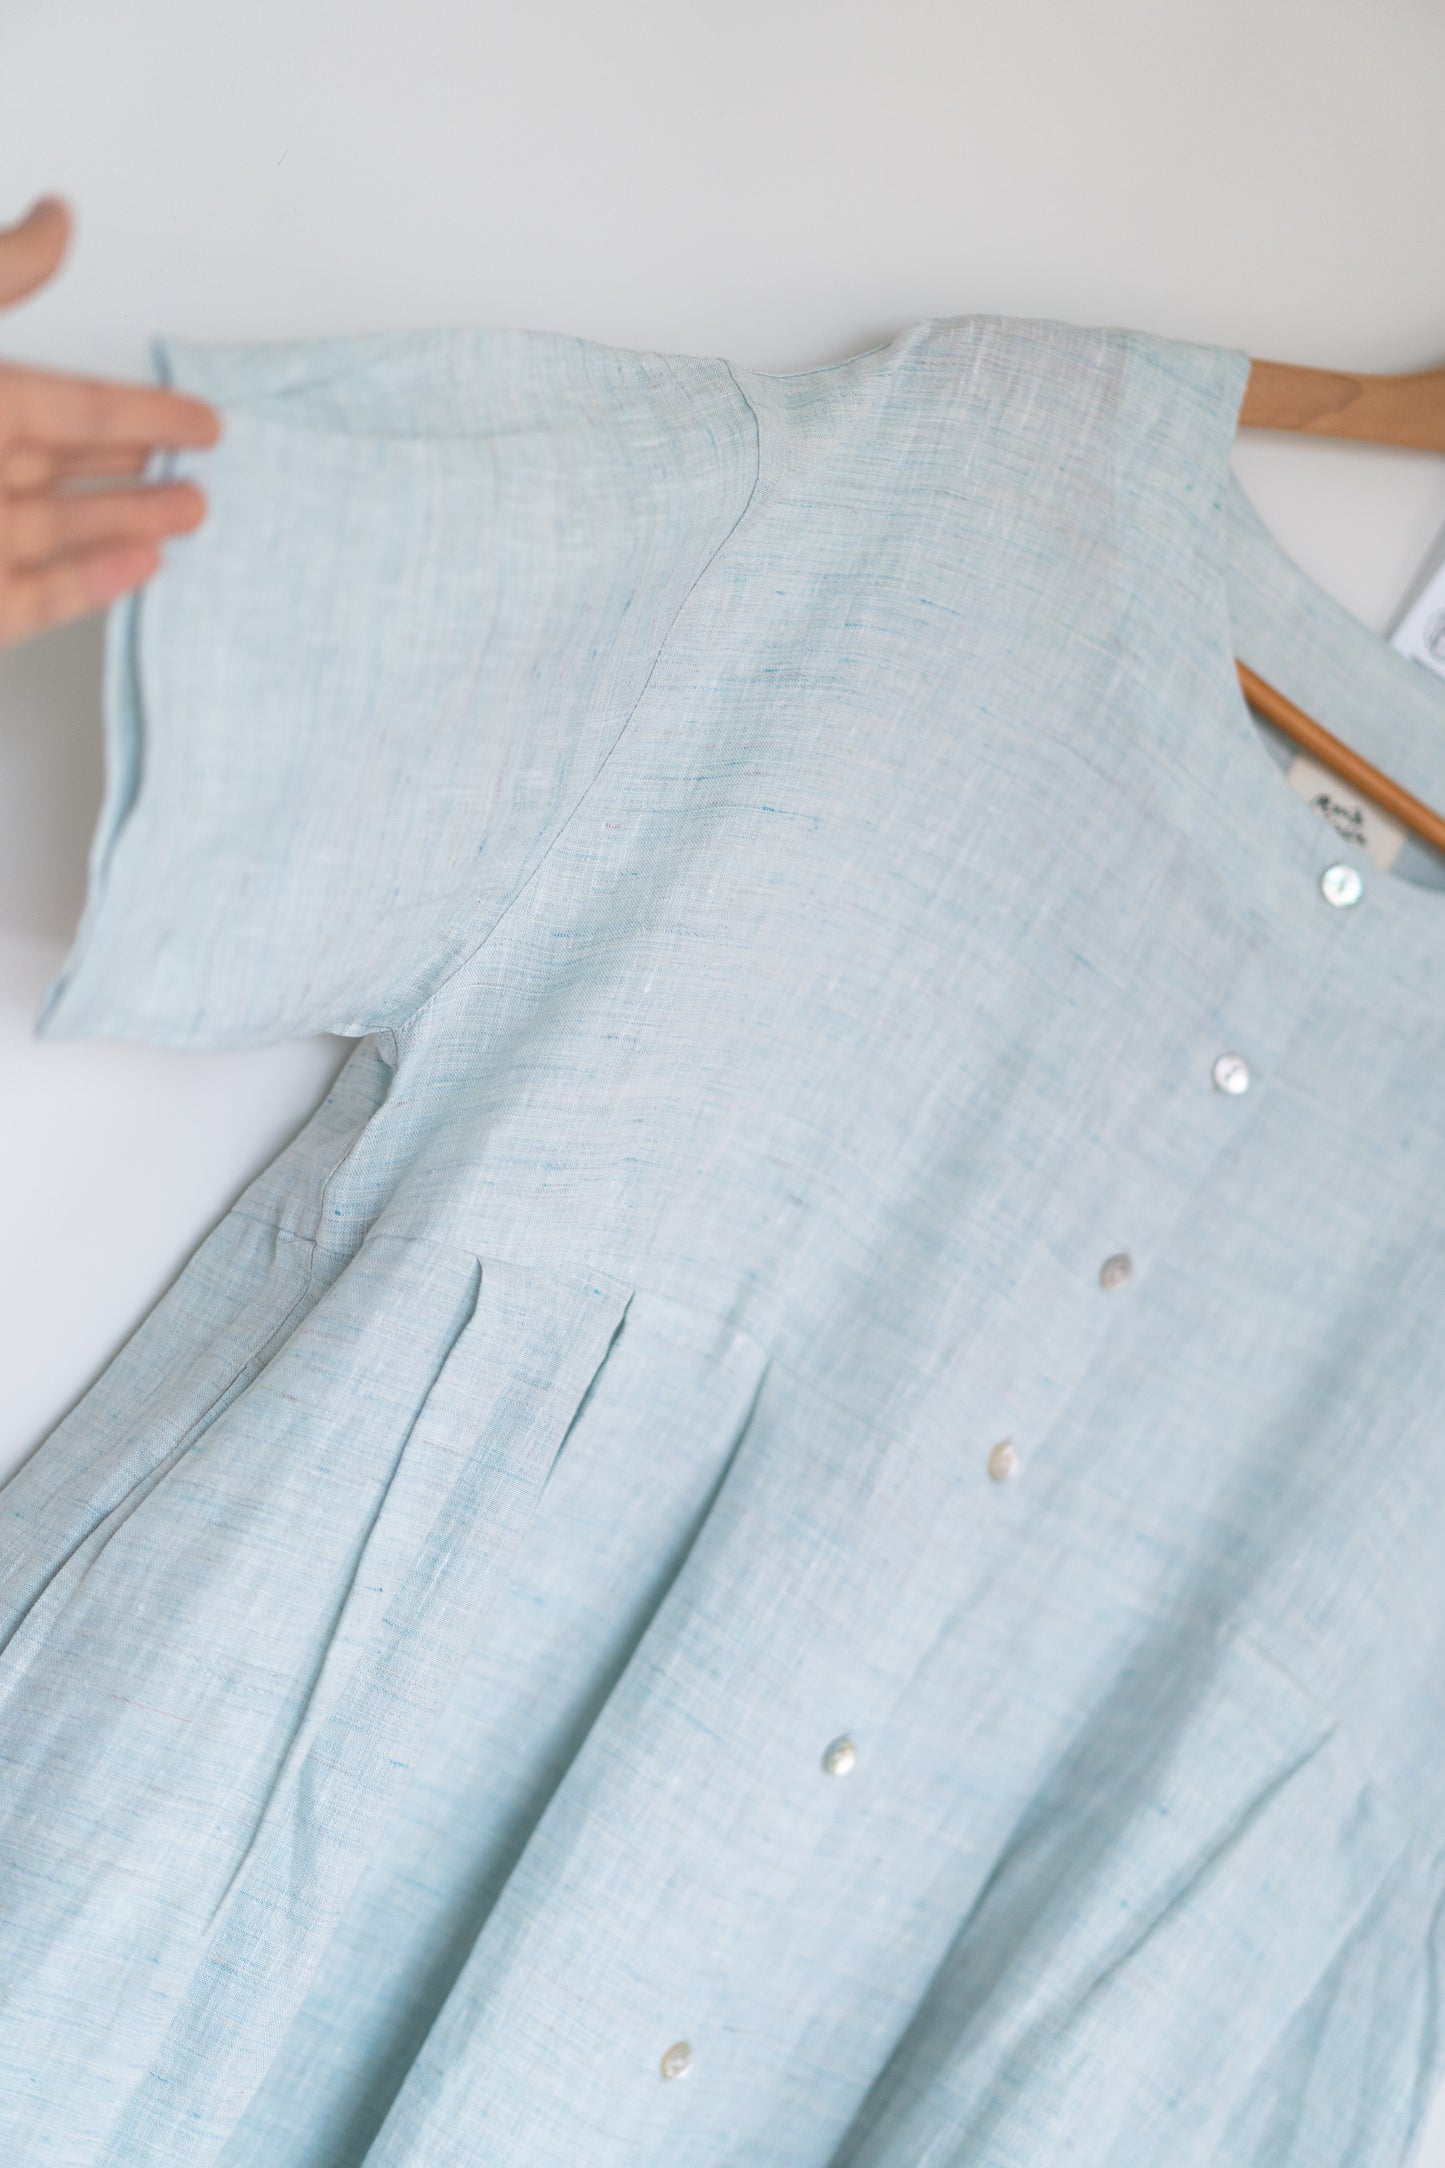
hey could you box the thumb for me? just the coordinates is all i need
[0,195,72,311]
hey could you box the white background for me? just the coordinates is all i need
[1,3,1444,2150]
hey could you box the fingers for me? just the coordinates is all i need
[51,444,152,478]
[0,196,221,455]
[5,478,207,569]
[0,359,221,454]
[0,196,71,310]
[0,478,207,645]
[0,196,222,647]
[2,442,151,492]
[0,540,160,647]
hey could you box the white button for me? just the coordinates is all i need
[1098,1251,1132,1290]
[987,1438,1018,1482]
[660,2041,693,2080]
[1320,861,1363,908]
[1211,1052,1251,1095]
[821,1735,857,1777]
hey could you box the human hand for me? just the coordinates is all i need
[0,195,221,648]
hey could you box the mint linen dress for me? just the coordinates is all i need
[3,312,1445,2165]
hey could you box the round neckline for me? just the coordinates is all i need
[736,311,1445,1017]
[1187,341,1445,1018]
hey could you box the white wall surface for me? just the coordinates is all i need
[1,2,1444,2151]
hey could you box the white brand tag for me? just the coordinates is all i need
[1284,751,1406,872]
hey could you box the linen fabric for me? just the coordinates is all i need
[3,311,1445,2166]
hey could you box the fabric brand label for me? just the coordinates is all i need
[1284,751,1406,872]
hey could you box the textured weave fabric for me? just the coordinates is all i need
[4,312,1445,2165]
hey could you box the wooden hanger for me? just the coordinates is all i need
[1233,354,1445,856]
[1239,359,1445,454]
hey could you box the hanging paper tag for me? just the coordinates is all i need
[1390,532,1445,686]
[1284,751,1406,872]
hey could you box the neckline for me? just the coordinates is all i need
[1185,340,1445,1018]
[742,313,1445,1016]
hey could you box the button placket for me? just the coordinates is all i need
[906,927,1304,1542]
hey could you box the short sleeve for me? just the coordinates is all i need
[37,327,757,1050]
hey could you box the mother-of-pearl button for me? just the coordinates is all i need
[987,1438,1018,1482]
[1211,1051,1251,1095]
[660,2042,693,2080]
[821,1735,857,1777]
[1098,1251,1133,1290]
[1320,861,1364,908]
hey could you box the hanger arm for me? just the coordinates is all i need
[1237,661,1445,857]
[1231,347,1445,857]
[1240,358,1445,453]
